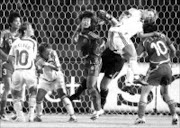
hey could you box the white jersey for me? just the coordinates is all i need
[111,8,143,39]
[36,50,62,82]
[107,8,143,55]
[9,37,37,70]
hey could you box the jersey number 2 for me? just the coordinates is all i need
[16,50,28,66]
[151,41,168,56]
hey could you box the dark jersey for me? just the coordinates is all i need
[76,30,105,57]
[143,35,172,64]
[0,29,19,55]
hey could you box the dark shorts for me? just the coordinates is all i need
[2,62,13,78]
[101,48,125,79]
[145,63,172,86]
[84,56,102,77]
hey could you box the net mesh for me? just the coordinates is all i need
[0,0,180,115]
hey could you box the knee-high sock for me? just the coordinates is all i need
[126,59,138,84]
[100,89,109,109]
[0,100,7,115]
[29,96,36,118]
[90,89,101,111]
[167,100,176,116]
[13,99,24,117]
[138,101,147,118]
[63,97,76,118]
[36,102,43,117]
[69,79,87,101]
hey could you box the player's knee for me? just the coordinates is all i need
[13,97,21,103]
[160,77,170,86]
[57,88,67,100]
[29,86,37,96]
[3,78,11,91]
[88,88,98,98]
[62,97,71,107]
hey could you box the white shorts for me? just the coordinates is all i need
[38,71,66,93]
[12,69,37,91]
[108,26,134,55]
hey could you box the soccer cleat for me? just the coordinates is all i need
[28,116,35,122]
[34,116,42,122]
[68,116,77,122]
[90,114,99,120]
[11,114,17,120]
[0,114,9,121]
[172,114,178,125]
[14,116,26,122]
[90,110,103,120]
[99,109,105,116]
[133,75,148,86]
[135,117,146,124]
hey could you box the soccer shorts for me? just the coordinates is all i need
[101,48,125,79]
[2,62,13,77]
[84,56,102,77]
[38,71,66,93]
[145,63,172,86]
[11,69,37,91]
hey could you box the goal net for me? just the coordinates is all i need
[0,0,180,115]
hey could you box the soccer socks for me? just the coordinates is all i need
[63,97,75,116]
[36,102,43,117]
[100,89,109,109]
[126,59,138,85]
[69,79,87,101]
[90,88,101,111]
[138,101,147,118]
[167,100,176,116]
[13,99,24,118]
[0,100,6,115]
[29,96,36,120]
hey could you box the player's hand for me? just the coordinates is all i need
[153,32,164,37]
[97,10,112,22]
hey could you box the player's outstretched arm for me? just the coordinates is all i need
[97,10,119,26]
[0,49,8,61]
[43,62,59,71]
[169,44,176,58]
[72,25,81,43]
[138,31,164,39]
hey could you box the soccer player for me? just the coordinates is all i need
[72,10,106,120]
[69,48,125,114]
[135,23,178,125]
[8,22,37,122]
[34,42,77,122]
[97,8,159,86]
[0,12,21,121]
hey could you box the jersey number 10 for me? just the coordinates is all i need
[16,50,29,66]
[150,41,168,56]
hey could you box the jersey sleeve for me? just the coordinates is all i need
[164,36,173,46]
[8,43,15,57]
[33,40,38,59]
[0,31,5,48]
[51,50,61,68]
[137,39,146,56]
[35,56,46,68]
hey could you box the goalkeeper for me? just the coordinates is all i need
[34,42,77,122]
[72,10,107,120]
